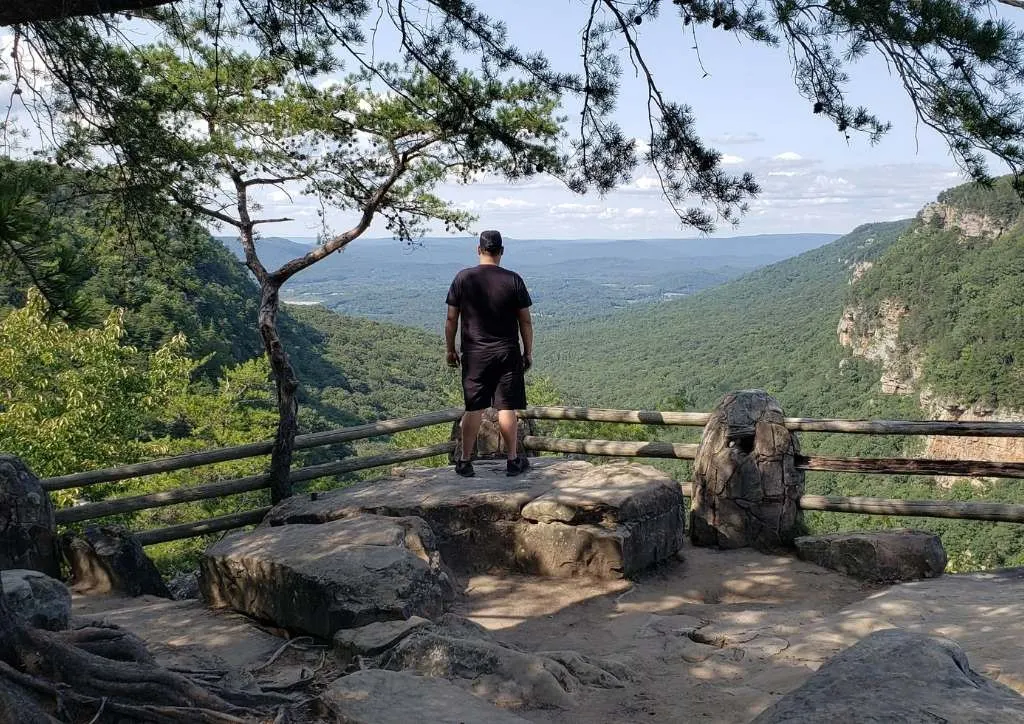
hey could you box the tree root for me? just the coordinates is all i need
[0,621,311,723]
[58,624,156,664]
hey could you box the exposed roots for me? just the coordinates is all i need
[0,622,304,723]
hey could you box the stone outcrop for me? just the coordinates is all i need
[920,392,1024,487]
[689,391,803,550]
[1,569,71,630]
[751,629,1024,723]
[320,670,531,724]
[378,615,628,709]
[920,201,1010,238]
[334,616,431,667]
[0,455,59,577]
[449,406,536,462]
[795,530,946,583]
[837,299,921,395]
[200,514,455,639]
[63,526,171,598]
[265,458,685,579]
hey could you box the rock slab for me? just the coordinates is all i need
[320,670,530,724]
[690,390,804,550]
[1,569,70,630]
[795,529,947,583]
[266,458,685,579]
[200,515,454,639]
[751,629,1024,723]
[63,526,171,598]
[334,616,431,667]
[0,455,59,577]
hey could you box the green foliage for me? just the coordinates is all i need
[0,162,92,322]
[11,1,1024,237]
[850,179,1024,408]
[537,217,1024,571]
[0,289,197,494]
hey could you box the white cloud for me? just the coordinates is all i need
[709,132,765,145]
[721,154,744,165]
[773,151,804,162]
[486,197,536,210]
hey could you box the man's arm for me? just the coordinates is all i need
[517,307,534,370]
[445,305,460,367]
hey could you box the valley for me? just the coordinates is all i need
[218,233,839,330]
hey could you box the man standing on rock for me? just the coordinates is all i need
[445,229,533,478]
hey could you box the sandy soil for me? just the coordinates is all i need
[71,547,1024,724]
[454,545,1024,723]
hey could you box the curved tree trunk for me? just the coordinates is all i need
[259,281,299,504]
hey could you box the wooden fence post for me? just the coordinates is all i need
[689,390,805,550]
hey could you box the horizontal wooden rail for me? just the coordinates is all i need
[521,406,711,426]
[798,495,1024,523]
[136,508,272,546]
[783,418,1024,436]
[523,436,699,459]
[520,406,1024,437]
[56,442,455,525]
[797,455,1024,479]
[41,408,462,491]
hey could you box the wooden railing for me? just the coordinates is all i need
[41,404,1024,545]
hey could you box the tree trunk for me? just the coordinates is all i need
[260,281,299,504]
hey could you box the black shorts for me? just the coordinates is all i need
[461,348,527,411]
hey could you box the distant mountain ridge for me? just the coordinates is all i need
[216,232,840,329]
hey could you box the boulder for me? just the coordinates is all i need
[334,616,431,667]
[449,407,536,462]
[266,458,685,579]
[690,390,804,550]
[0,455,59,577]
[200,515,454,639]
[379,626,626,709]
[63,526,171,598]
[320,670,531,723]
[167,570,200,600]
[0,569,71,630]
[795,530,947,583]
[751,629,1024,723]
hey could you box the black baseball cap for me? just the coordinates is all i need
[479,229,504,252]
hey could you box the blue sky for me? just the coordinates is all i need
[4,2,1017,241]
[301,0,995,240]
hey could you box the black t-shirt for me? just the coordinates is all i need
[446,264,532,354]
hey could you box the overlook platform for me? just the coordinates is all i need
[73,546,1024,723]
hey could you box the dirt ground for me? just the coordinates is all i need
[72,545,1024,723]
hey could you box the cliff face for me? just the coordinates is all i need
[836,298,921,396]
[920,392,1024,486]
[919,201,1011,239]
[837,186,1024,476]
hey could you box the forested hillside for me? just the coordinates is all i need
[847,177,1024,410]
[537,197,1024,570]
[0,161,449,570]
[536,220,913,416]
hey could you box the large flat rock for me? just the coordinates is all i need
[795,529,946,583]
[199,514,454,639]
[752,628,1024,723]
[266,459,594,526]
[264,458,686,579]
[520,461,682,525]
[320,670,530,723]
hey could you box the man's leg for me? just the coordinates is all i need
[460,409,484,460]
[497,409,519,461]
